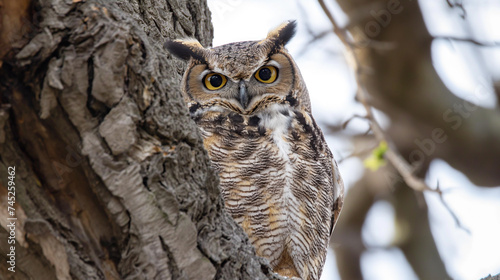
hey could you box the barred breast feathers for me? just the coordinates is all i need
[191,100,338,278]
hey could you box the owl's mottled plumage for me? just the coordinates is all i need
[165,21,344,280]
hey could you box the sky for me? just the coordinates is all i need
[206,0,500,279]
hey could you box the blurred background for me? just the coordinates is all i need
[206,0,500,279]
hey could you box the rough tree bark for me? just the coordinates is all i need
[0,0,280,279]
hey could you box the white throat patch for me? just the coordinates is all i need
[258,104,293,158]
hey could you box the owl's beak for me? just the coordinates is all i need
[238,80,249,108]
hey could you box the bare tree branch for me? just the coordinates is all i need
[318,0,436,193]
[321,0,471,235]
[329,0,500,187]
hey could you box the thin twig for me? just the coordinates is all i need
[436,182,471,234]
[317,0,351,46]
[318,0,398,51]
[295,1,336,58]
[338,144,378,164]
[433,35,500,47]
[445,0,467,18]
[295,29,338,58]
[341,114,368,129]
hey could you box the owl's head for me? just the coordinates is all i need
[165,20,311,115]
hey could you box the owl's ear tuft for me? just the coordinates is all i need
[264,20,297,52]
[164,39,207,62]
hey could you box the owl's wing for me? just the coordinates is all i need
[329,159,344,236]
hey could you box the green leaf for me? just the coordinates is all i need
[363,141,388,171]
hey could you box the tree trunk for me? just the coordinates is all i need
[0,1,278,279]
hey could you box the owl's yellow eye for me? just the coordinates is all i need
[204,73,227,90]
[255,66,278,84]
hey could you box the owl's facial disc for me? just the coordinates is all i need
[183,51,296,115]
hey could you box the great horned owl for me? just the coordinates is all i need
[165,21,344,280]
